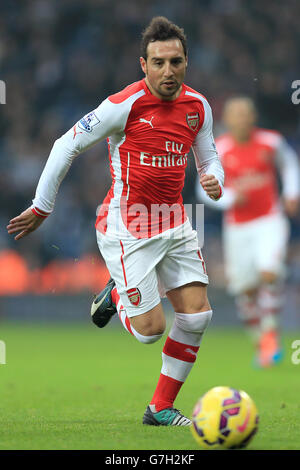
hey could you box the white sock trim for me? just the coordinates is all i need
[161,353,194,382]
[131,325,163,344]
[169,310,213,347]
[175,310,213,332]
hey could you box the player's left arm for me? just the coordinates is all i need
[7,98,125,240]
[275,136,300,217]
[191,99,224,201]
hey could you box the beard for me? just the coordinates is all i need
[157,80,180,97]
[144,67,185,101]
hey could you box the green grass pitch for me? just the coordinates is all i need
[0,322,300,450]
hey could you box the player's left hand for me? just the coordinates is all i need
[200,174,222,200]
[283,198,299,218]
[7,207,46,241]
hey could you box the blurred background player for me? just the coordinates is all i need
[197,96,300,367]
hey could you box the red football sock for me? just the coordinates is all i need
[150,332,200,412]
[150,374,183,411]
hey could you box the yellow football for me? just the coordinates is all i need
[191,386,259,449]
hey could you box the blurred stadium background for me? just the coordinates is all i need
[1,0,300,328]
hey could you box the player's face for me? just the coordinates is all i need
[140,39,187,101]
[223,100,256,139]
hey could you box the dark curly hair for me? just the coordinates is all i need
[141,16,187,59]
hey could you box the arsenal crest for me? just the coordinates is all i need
[127,287,141,306]
[186,112,200,132]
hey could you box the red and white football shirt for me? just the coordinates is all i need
[32,79,224,238]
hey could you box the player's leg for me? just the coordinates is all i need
[255,271,283,367]
[259,272,282,336]
[234,287,261,345]
[255,214,289,367]
[144,223,212,424]
[259,271,283,334]
[93,278,209,425]
[145,282,212,419]
[233,277,283,367]
[94,232,194,425]
[223,221,266,356]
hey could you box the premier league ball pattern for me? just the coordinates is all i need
[191,386,259,449]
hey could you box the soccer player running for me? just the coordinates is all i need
[197,97,300,368]
[7,17,224,426]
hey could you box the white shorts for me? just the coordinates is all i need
[224,213,290,295]
[96,220,209,317]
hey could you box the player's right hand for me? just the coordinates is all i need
[7,207,47,241]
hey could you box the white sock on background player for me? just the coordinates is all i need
[236,284,282,344]
[235,293,261,344]
[257,283,282,333]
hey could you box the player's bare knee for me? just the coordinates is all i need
[168,282,211,313]
[130,305,166,337]
[133,318,166,337]
[129,313,166,343]
[198,298,211,313]
[178,297,211,314]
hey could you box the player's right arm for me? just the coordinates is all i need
[7,98,126,240]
